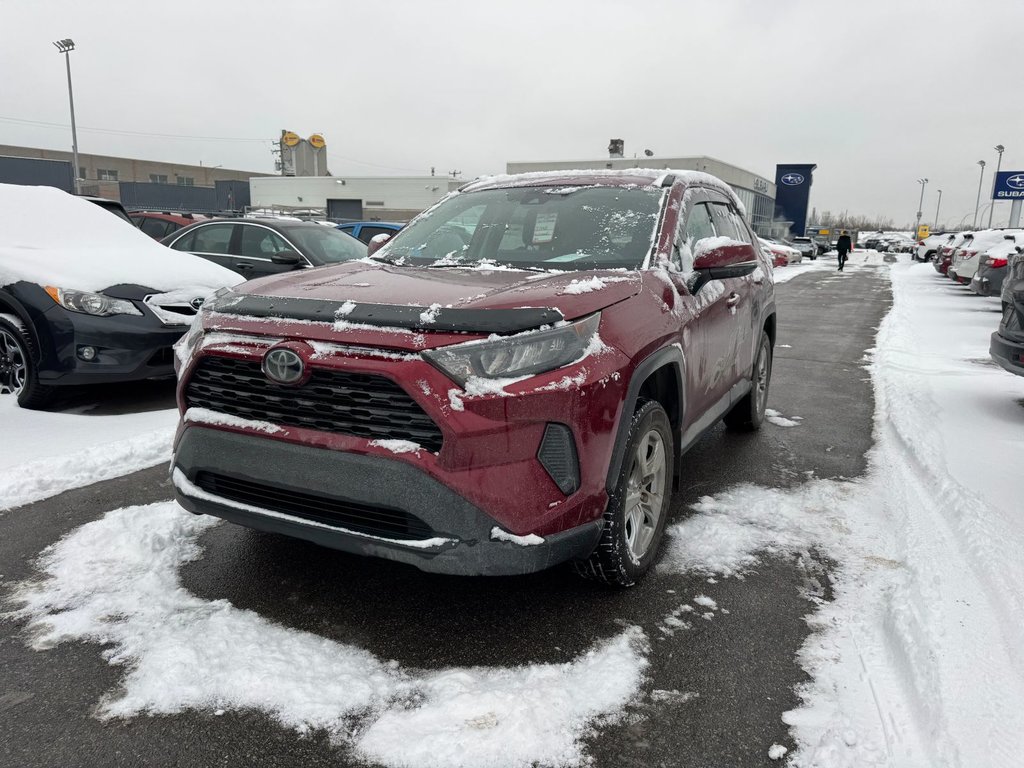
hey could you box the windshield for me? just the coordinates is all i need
[375,186,664,270]
[282,225,367,264]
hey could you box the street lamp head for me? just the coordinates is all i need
[995,145,1005,154]
[978,160,986,168]
[53,38,75,53]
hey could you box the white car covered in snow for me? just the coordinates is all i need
[948,229,1023,285]
[0,184,241,408]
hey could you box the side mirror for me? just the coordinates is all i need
[367,232,392,257]
[271,250,302,265]
[690,241,759,291]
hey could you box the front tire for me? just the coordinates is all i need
[724,331,772,432]
[0,316,55,409]
[575,400,673,587]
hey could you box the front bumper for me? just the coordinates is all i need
[36,305,186,385]
[991,331,1024,376]
[172,426,603,575]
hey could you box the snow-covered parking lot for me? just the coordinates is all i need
[3,256,1023,768]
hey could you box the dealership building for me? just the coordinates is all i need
[506,152,778,236]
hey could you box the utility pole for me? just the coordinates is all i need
[449,170,462,179]
[53,39,79,194]
[988,144,1005,228]
[915,178,928,237]
[934,189,942,230]
[973,160,986,229]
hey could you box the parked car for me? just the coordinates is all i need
[162,218,367,279]
[949,230,1022,285]
[171,169,777,586]
[934,232,969,275]
[916,232,949,262]
[0,183,240,408]
[336,221,404,244]
[130,211,209,240]
[790,236,818,260]
[972,235,1023,297]
[990,245,1024,376]
[759,237,800,266]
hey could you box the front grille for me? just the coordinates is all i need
[185,356,443,451]
[194,471,436,541]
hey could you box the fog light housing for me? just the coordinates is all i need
[537,423,580,495]
[78,345,97,361]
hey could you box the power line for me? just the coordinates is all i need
[0,115,271,143]
[326,152,427,175]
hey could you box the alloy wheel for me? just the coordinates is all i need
[623,429,667,560]
[755,341,770,419]
[0,327,28,396]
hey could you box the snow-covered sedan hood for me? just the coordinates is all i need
[0,184,241,295]
[234,259,643,324]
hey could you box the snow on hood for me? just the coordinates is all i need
[227,260,643,322]
[0,184,242,294]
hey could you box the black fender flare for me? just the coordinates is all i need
[604,345,685,494]
[0,290,43,361]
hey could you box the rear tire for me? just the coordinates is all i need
[724,331,772,432]
[0,316,55,409]
[575,400,673,588]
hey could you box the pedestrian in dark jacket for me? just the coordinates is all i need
[836,231,852,271]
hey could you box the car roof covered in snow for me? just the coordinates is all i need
[0,183,242,294]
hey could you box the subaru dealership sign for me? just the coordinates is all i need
[774,164,817,236]
[780,173,805,186]
[993,171,1024,199]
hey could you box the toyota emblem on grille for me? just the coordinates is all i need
[262,348,304,385]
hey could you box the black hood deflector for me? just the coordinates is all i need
[220,295,564,334]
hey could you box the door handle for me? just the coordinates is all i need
[726,292,741,307]
[233,262,253,270]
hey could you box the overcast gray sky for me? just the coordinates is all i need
[3,0,1022,228]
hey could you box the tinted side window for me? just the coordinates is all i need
[684,203,716,244]
[358,226,398,244]
[708,203,740,241]
[236,225,290,259]
[140,217,172,239]
[191,224,234,254]
[169,229,196,251]
[726,207,754,246]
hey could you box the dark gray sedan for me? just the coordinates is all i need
[972,236,1022,297]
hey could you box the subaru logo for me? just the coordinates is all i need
[781,173,805,186]
[262,348,304,385]
[190,297,205,310]
[1007,174,1024,190]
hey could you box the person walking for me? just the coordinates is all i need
[836,230,852,271]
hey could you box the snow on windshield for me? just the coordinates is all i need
[375,186,663,272]
[0,184,241,293]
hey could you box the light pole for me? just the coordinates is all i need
[53,38,79,194]
[934,189,942,230]
[915,178,928,237]
[973,160,986,229]
[988,144,1005,228]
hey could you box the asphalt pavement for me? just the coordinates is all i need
[0,263,892,768]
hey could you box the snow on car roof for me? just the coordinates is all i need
[0,184,242,293]
[461,168,744,210]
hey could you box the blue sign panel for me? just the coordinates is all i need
[774,164,817,236]
[993,171,1024,200]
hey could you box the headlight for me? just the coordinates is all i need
[423,313,601,385]
[44,286,142,317]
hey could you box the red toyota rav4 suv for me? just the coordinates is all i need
[171,170,776,586]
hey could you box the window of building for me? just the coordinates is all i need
[97,169,118,181]
[78,166,86,180]
[149,174,169,184]
[176,176,195,186]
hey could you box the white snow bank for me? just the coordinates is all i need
[0,184,240,293]
[662,262,1024,767]
[9,500,648,768]
[0,397,176,511]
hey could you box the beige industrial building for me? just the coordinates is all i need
[0,144,261,199]
[506,154,777,235]
[249,175,462,222]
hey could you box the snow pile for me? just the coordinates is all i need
[419,303,443,324]
[184,407,282,435]
[9,501,648,768]
[764,408,801,428]
[0,184,240,293]
[662,263,1024,767]
[559,276,631,295]
[0,397,176,511]
[368,439,423,455]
